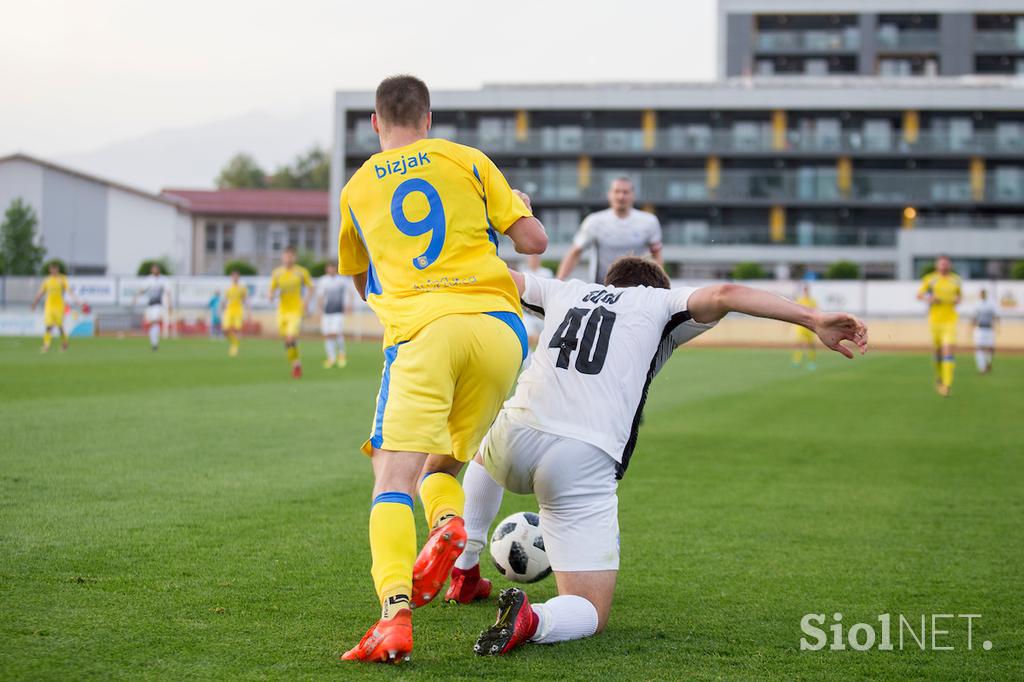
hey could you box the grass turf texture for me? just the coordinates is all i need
[0,337,1020,681]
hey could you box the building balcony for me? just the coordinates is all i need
[876,29,940,51]
[659,225,896,248]
[344,129,1024,158]
[974,31,1024,52]
[503,168,1024,206]
[754,29,859,52]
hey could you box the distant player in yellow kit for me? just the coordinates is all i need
[337,75,548,664]
[917,255,961,397]
[792,283,818,370]
[268,246,313,378]
[31,261,79,352]
[221,269,248,357]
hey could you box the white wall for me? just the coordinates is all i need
[105,187,191,275]
[0,159,44,222]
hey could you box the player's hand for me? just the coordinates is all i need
[812,312,868,359]
[513,189,532,211]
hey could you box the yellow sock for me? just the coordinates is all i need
[227,330,237,346]
[419,472,464,528]
[941,357,955,387]
[369,492,416,618]
[43,331,52,347]
[792,349,802,364]
[807,348,816,362]
[286,344,299,363]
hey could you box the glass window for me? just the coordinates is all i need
[864,119,892,151]
[205,223,219,254]
[254,222,269,253]
[288,226,300,248]
[304,226,317,253]
[271,228,285,253]
[221,223,235,254]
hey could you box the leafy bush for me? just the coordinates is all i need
[731,262,769,280]
[826,260,860,280]
[223,259,258,276]
[42,258,67,275]
[309,260,329,278]
[1011,261,1024,280]
[137,258,173,276]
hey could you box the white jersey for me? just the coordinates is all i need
[317,274,349,314]
[507,274,714,478]
[143,275,169,307]
[573,208,663,284]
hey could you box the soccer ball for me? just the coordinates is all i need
[489,511,551,583]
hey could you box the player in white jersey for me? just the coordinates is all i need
[522,253,553,348]
[556,177,663,283]
[972,289,998,374]
[317,262,352,369]
[440,256,867,656]
[133,263,172,351]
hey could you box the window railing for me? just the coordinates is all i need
[345,129,1024,156]
[974,31,1024,51]
[755,30,860,52]
[877,29,940,50]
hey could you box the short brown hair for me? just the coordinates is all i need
[604,256,670,289]
[375,75,430,128]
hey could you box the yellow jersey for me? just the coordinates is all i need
[338,137,531,347]
[40,275,68,310]
[224,282,247,314]
[270,265,312,315]
[797,294,817,309]
[918,272,961,325]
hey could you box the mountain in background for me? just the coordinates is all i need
[55,106,332,193]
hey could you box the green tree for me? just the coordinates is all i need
[731,261,769,280]
[216,153,267,189]
[826,260,860,280]
[137,258,173,276]
[295,251,318,274]
[41,258,67,275]
[268,146,330,190]
[1011,261,1024,280]
[1,199,46,275]
[223,259,258,276]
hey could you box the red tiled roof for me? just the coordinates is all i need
[161,188,328,219]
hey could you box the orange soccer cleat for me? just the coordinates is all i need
[474,588,539,656]
[445,564,492,604]
[291,363,302,379]
[340,610,413,664]
[411,516,467,608]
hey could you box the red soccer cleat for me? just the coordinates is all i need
[340,609,412,664]
[474,588,539,656]
[291,363,302,379]
[411,516,467,608]
[445,564,492,604]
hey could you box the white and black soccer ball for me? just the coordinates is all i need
[489,511,551,583]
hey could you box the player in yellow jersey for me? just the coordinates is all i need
[792,283,818,370]
[221,269,249,357]
[917,255,962,397]
[337,75,548,664]
[268,246,313,378]
[31,261,79,352]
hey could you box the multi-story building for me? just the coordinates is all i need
[161,188,330,275]
[331,1,1024,280]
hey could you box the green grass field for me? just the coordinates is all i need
[1,336,1021,680]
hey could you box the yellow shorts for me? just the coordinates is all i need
[223,310,244,331]
[930,320,957,348]
[43,306,64,328]
[276,311,302,338]
[363,311,527,462]
[794,326,815,343]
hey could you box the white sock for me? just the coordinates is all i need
[149,324,160,348]
[454,460,504,570]
[985,350,994,370]
[530,595,599,644]
[325,338,336,363]
[975,349,986,372]
[336,335,346,355]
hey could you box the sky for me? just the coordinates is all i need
[0,0,718,187]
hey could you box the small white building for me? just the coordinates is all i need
[0,153,192,275]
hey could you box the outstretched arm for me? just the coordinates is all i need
[687,283,868,359]
[504,190,547,255]
[507,269,526,297]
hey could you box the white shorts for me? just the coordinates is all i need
[321,313,344,336]
[481,411,620,572]
[144,305,164,324]
[974,328,995,349]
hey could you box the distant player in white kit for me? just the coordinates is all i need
[522,253,553,348]
[135,263,171,351]
[556,177,663,283]
[442,257,867,656]
[317,262,351,369]
[972,289,998,374]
